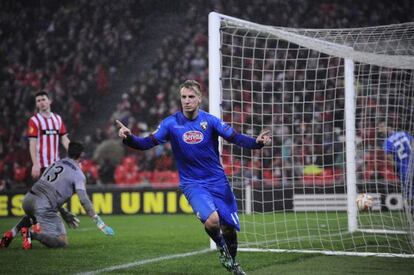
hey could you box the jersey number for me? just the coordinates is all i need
[394,136,411,160]
[44,163,64,182]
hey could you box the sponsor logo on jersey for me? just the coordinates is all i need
[182,131,203,144]
[200,121,208,131]
[41,129,59,135]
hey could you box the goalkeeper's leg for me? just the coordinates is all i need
[0,215,32,248]
[2,193,44,248]
[31,232,67,248]
[30,207,68,248]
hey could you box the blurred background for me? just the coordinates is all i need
[1,0,413,190]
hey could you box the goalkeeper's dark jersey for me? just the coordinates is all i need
[31,158,87,209]
[126,110,263,188]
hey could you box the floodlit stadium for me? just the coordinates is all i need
[1,1,414,274]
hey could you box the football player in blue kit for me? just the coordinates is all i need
[116,80,271,274]
[380,121,414,214]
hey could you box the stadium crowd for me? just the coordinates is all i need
[0,0,412,190]
[0,0,154,189]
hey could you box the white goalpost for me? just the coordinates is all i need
[209,12,414,257]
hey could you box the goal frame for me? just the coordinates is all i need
[208,11,414,257]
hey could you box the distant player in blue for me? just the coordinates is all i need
[116,80,271,275]
[380,122,414,210]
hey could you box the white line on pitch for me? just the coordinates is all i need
[75,248,212,275]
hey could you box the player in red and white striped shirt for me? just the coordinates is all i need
[27,91,70,179]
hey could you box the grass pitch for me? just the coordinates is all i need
[0,214,413,274]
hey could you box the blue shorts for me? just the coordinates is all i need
[181,182,240,231]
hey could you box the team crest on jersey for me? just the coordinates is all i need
[183,131,204,144]
[200,121,208,131]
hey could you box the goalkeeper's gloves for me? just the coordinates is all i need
[93,215,114,236]
[59,207,80,229]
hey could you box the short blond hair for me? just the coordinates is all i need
[179,80,202,97]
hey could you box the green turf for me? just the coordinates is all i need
[239,212,413,253]
[0,214,413,274]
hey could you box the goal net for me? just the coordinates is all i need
[209,12,414,257]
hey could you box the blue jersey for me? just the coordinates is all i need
[123,109,263,230]
[383,131,413,184]
[151,110,261,187]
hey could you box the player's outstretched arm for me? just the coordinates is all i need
[224,129,271,149]
[256,129,272,145]
[116,120,131,139]
[77,189,115,236]
[116,119,160,151]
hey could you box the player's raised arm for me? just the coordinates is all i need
[116,120,131,139]
[117,119,162,151]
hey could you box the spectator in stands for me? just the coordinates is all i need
[81,159,100,185]
[98,157,116,185]
[114,156,140,185]
[0,0,149,185]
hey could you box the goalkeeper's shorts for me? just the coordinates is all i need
[22,192,67,236]
[182,182,240,231]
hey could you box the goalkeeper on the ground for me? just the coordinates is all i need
[0,141,114,249]
[116,80,271,275]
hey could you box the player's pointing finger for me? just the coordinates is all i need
[260,129,270,136]
[115,120,125,128]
